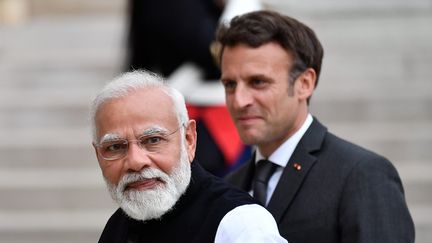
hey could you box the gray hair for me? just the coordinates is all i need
[90,70,189,142]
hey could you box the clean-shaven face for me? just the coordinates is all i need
[221,42,307,155]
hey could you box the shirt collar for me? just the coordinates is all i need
[256,114,313,168]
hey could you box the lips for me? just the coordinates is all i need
[238,115,260,120]
[236,115,262,125]
[125,178,161,191]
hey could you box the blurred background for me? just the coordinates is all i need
[0,0,431,242]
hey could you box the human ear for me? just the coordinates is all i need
[184,120,197,163]
[296,68,316,100]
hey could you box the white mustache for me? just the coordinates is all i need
[118,168,169,192]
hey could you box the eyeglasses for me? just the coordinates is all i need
[95,125,183,161]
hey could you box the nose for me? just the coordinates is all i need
[125,142,151,172]
[231,83,253,109]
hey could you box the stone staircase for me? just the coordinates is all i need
[0,1,431,242]
[0,12,124,242]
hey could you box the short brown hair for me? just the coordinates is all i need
[217,10,324,87]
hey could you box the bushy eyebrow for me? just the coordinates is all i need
[98,125,170,144]
[99,133,122,144]
[137,125,169,137]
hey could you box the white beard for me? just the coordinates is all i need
[105,144,191,221]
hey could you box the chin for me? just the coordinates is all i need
[239,133,263,145]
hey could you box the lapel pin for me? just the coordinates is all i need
[293,163,302,171]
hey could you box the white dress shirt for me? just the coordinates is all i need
[215,204,287,243]
[255,114,313,205]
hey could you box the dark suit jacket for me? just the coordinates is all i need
[127,0,222,80]
[226,118,415,243]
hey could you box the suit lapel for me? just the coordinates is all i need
[225,158,255,191]
[267,118,327,222]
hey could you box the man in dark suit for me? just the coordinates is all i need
[216,10,415,242]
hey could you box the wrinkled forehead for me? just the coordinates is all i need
[99,88,176,116]
[94,88,179,141]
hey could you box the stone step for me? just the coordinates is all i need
[0,107,89,128]
[1,127,91,147]
[0,146,94,168]
[0,14,124,50]
[266,0,432,15]
[323,121,432,163]
[0,186,113,211]
[30,0,125,16]
[0,230,100,243]
[319,53,432,92]
[311,99,432,123]
[0,167,103,189]
[396,163,432,206]
[311,13,432,47]
[0,209,110,235]
[324,121,432,144]
[0,167,112,211]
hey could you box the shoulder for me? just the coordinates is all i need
[308,127,404,195]
[313,126,414,241]
[215,204,287,243]
[99,208,129,242]
[104,208,128,229]
[189,162,257,213]
[330,138,415,241]
[303,118,389,168]
[224,162,250,186]
[323,131,394,169]
[322,132,407,206]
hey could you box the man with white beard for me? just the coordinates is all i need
[90,70,287,243]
